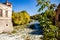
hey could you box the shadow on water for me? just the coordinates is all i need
[27,23,43,35]
[29,29,43,35]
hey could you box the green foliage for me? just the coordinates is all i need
[58,30,60,40]
[12,11,30,25]
[36,0,57,12]
[38,11,58,40]
[36,0,58,40]
[37,0,50,12]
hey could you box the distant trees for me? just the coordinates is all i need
[12,11,30,25]
[30,14,42,20]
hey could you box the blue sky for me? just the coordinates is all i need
[0,0,60,16]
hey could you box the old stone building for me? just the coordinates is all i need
[0,0,13,33]
[55,4,60,28]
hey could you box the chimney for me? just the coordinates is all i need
[6,0,12,7]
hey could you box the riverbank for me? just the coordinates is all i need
[0,25,43,40]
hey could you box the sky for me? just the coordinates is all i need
[0,0,60,16]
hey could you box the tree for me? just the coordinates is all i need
[36,0,57,12]
[36,0,58,40]
[12,11,30,25]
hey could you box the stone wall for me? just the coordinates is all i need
[55,4,60,28]
[0,19,14,33]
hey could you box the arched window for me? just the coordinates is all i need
[6,11,8,17]
[0,9,2,17]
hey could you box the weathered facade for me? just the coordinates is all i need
[0,0,13,33]
[55,4,60,28]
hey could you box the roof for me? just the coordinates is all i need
[57,3,60,8]
[0,3,12,8]
[55,3,60,12]
[0,2,12,8]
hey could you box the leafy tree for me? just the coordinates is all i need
[36,0,58,40]
[36,0,57,12]
[12,11,30,25]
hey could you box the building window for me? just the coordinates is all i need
[58,14,60,21]
[6,24,8,26]
[6,11,8,17]
[0,9,2,17]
